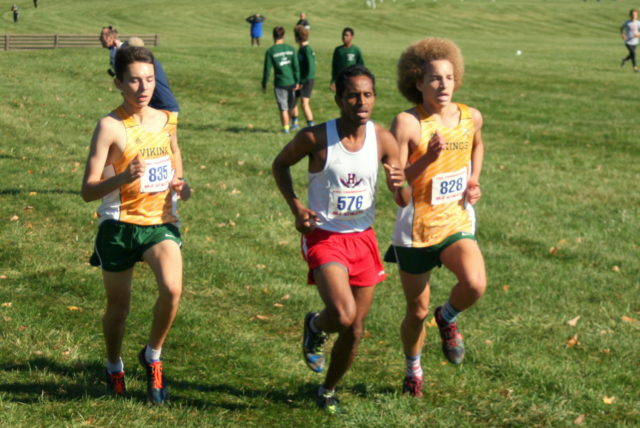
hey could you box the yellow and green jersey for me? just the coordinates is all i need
[97,107,179,226]
[391,103,476,248]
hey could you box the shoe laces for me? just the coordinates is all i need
[149,361,164,390]
[312,332,328,352]
[110,372,125,394]
[442,322,462,347]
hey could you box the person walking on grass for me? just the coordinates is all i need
[99,27,180,115]
[330,27,364,92]
[81,45,191,405]
[272,65,406,413]
[262,26,300,133]
[292,25,316,128]
[383,38,487,398]
[620,8,640,72]
[296,12,310,30]
[11,4,19,23]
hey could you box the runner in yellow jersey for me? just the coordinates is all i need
[81,46,190,405]
[383,38,487,397]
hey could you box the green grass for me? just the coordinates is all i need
[1,0,639,426]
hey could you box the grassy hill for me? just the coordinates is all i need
[1,0,638,426]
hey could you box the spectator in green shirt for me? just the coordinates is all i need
[293,25,316,127]
[262,27,301,133]
[330,27,364,91]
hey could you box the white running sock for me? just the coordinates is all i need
[145,346,162,362]
[107,357,124,374]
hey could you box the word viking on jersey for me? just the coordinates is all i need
[139,146,170,157]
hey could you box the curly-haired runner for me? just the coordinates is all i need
[384,38,487,397]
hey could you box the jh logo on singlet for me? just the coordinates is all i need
[340,173,363,188]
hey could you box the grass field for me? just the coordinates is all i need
[1,0,639,426]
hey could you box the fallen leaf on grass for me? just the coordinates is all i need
[363,330,372,338]
[273,303,284,308]
[498,388,513,398]
[18,325,27,331]
[574,414,585,424]
[10,215,19,221]
[502,284,510,292]
[621,315,636,323]
[67,306,83,311]
[28,192,37,196]
[237,161,245,166]
[484,340,493,346]
[1,302,12,307]
[611,265,621,272]
[281,294,290,300]
[426,317,437,328]
[3,316,11,321]
[230,188,241,195]
[254,315,269,321]
[567,315,580,326]
[566,334,579,348]
[0,275,6,279]
[549,246,558,255]
[256,264,266,269]
[602,396,616,405]
[33,350,43,355]
[23,205,34,211]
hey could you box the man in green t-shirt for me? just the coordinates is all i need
[293,25,316,127]
[262,27,301,133]
[330,27,364,91]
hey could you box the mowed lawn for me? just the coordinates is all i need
[0,0,639,426]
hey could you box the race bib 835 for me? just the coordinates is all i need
[140,156,173,193]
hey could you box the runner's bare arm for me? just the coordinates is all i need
[81,117,144,202]
[169,129,190,201]
[272,130,320,234]
[376,124,407,207]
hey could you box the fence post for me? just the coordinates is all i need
[54,34,59,49]
[155,33,159,46]
[4,35,9,51]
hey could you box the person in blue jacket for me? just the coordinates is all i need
[246,13,266,46]
[99,27,180,115]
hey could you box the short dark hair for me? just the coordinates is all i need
[342,27,354,36]
[335,64,375,99]
[101,26,117,37]
[273,26,285,40]
[294,25,308,43]
[114,46,155,81]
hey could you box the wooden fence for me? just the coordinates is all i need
[1,34,159,51]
